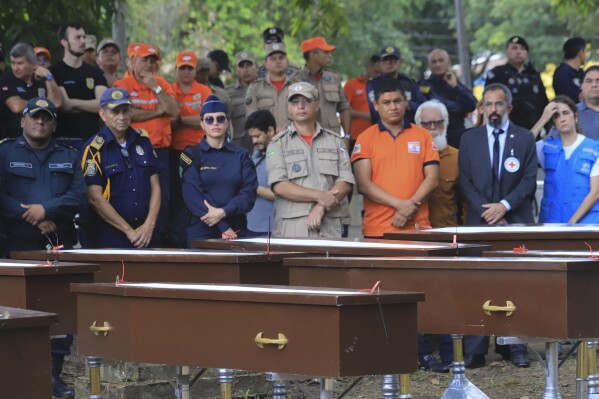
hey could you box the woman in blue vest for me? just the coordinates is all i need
[532,95,599,223]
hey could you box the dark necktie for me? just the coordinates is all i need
[492,129,504,202]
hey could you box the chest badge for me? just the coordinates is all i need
[136,145,144,156]
[86,78,94,90]
[408,142,421,154]
[504,157,520,173]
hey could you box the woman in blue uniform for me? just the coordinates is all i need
[180,96,258,245]
[532,95,599,223]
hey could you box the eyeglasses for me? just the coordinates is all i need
[203,115,226,125]
[290,98,314,107]
[483,101,506,109]
[421,120,445,128]
[120,147,133,169]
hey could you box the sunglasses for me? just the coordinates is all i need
[203,115,226,125]
[120,147,133,169]
[420,120,445,128]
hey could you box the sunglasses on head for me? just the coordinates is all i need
[203,115,226,125]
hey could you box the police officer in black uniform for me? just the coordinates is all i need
[0,97,86,398]
[485,36,548,130]
[257,26,300,80]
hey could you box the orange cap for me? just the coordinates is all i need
[133,43,161,60]
[176,50,197,68]
[34,47,51,60]
[127,42,142,58]
[301,36,335,53]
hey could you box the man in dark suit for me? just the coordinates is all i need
[459,83,537,368]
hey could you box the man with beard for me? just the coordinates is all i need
[459,83,537,369]
[50,23,107,149]
[352,77,439,237]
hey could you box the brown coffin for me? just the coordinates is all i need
[192,237,490,256]
[0,306,59,398]
[0,259,98,335]
[287,256,599,339]
[72,283,424,377]
[12,248,293,285]
[383,224,599,250]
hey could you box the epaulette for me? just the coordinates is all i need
[135,128,150,138]
[55,141,79,151]
[271,130,287,142]
[89,135,105,150]
[0,138,16,145]
[321,126,342,138]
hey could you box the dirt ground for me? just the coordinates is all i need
[279,342,584,399]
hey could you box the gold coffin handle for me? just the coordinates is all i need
[482,300,516,316]
[89,321,113,336]
[254,332,288,350]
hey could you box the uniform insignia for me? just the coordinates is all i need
[245,96,252,105]
[408,142,420,154]
[385,47,394,54]
[9,162,32,168]
[85,160,97,176]
[35,99,49,107]
[432,141,438,151]
[86,78,94,90]
[356,89,363,95]
[368,90,375,102]
[38,88,46,98]
[420,85,431,94]
[180,152,192,165]
[182,55,192,61]
[504,157,520,173]
[136,145,144,155]
[90,135,105,150]
[193,93,201,100]
[112,90,124,99]
[533,85,539,93]
[323,75,332,81]
[273,44,280,50]
[153,150,158,158]
[353,144,361,154]
[580,161,591,174]
[266,149,276,158]
[49,163,73,169]
[136,128,150,137]
[405,91,412,101]
[292,163,301,172]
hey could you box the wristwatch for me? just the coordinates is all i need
[46,73,54,81]
[153,86,163,95]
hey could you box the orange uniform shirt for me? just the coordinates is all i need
[351,122,440,237]
[170,80,212,151]
[114,75,176,148]
[344,75,371,140]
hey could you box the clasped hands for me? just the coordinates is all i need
[390,199,419,228]
[21,203,56,234]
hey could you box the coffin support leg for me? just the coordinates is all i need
[440,334,490,399]
[87,356,103,399]
[217,368,233,399]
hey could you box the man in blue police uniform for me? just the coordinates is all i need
[366,46,425,126]
[420,49,477,148]
[553,37,587,103]
[0,97,86,398]
[485,36,548,131]
[81,87,162,248]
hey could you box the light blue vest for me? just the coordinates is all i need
[539,135,599,223]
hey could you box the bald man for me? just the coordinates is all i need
[419,48,476,148]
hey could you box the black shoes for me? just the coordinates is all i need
[52,376,75,398]
[418,354,451,373]
[511,351,531,368]
[464,354,486,369]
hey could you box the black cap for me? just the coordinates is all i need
[506,36,529,51]
[379,46,401,60]
[262,27,284,43]
[563,37,586,59]
[207,49,231,72]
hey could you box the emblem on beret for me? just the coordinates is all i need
[292,163,301,172]
[386,47,395,53]
[269,28,276,34]
[273,44,280,50]
[511,37,519,43]
[292,84,302,91]
[112,90,124,99]
[35,99,49,107]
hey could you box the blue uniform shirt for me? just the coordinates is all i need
[81,126,162,247]
[246,150,274,234]
[0,136,86,247]
[553,63,584,103]
[180,137,258,242]
[366,72,425,126]
[578,100,599,141]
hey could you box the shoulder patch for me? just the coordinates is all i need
[271,130,287,142]
[180,152,193,166]
[90,135,105,150]
[420,85,431,94]
[136,128,150,138]
[0,138,16,145]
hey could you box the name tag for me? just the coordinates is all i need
[408,142,420,154]
[49,163,72,169]
[10,162,32,168]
